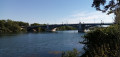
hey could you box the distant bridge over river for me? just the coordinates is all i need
[27,23,114,32]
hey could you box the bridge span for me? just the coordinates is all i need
[27,23,114,32]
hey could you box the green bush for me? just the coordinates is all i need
[62,25,120,57]
[62,48,80,57]
[81,25,120,57]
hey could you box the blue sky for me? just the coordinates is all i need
[0,0,114,24]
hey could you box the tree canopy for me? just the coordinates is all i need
[0,19,29,32]
[92,0,120,24]
[31,23,46,26]
[92,0,120,14]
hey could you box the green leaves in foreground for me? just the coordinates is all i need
[62,25,120,57]
[62,48,80,57]
[81,25,120,57]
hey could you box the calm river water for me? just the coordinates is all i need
[0,30,84,57]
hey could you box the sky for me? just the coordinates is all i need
[0,0,114,24]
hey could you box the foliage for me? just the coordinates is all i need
[81,25,120,57]
[61,25,120,57]
[92,0,120,13]
[92,0,120,24]
[15,21,29,27]
[31,23,46,26]
[31,23,41,26]
[114,8,120,24]
[57,26,77,31]
[62,48,80,57]
[0,19,28,32]
[29,23,46,32]
[62,1,120,57]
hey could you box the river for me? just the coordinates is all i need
[0,30,84,57]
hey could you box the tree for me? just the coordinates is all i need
[92,0,120,24]
[15,21,29,27]
[31,23,41,26]
[92,0,120,13]
[0,19,28,32]
[0,20,6,28]
[80,25,120,57]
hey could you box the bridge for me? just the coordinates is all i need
[27,23,114,32]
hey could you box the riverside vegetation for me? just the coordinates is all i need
[0,19,29,32]
[62,0,120,57]
[81,25,120,57]
[62,25,120,57]
[0,19,77,33]
[0,19,45,33]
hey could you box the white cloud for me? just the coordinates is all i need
[62,11,114,24]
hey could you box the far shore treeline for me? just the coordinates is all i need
[0,19,29,32]
[0,19,77,33]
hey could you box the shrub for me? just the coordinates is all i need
[62,48,80,57]
[81,25,120,57]
[62,25,120,57]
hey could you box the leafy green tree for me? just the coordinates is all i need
[31,23,41,26]
[92,0,120,13]
[15,21,29,27]
[114,8,120,24]
[92,0,120,24]
[0,19,28,32]
[81,25,120,57]
[0,20,6,29]
[31,23,47,26]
